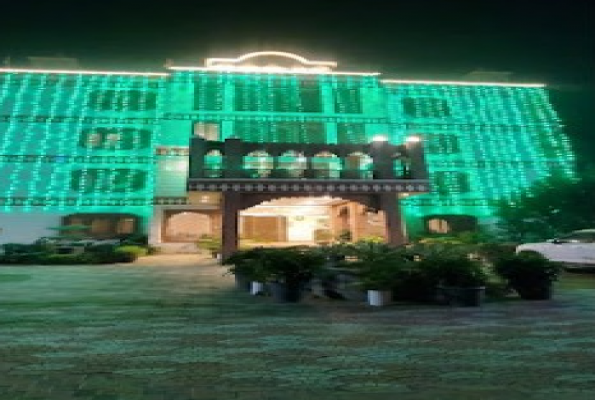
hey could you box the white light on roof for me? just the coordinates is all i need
[382,79,545,88]
[0,68,168,76]
[372,135,388,142]
[406,136,422,142]
[168,66,380,76]
[205,51,338,68]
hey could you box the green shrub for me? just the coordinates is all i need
[492,252,563,285]
[113,249,138,263]
[1,243,50,255]
[117,234,149,245]
[196,234,222,255]
[475,242,517,264]
[39,254,94,265]
[115,245,148,257]
[392,259,442,302]
[0,253,45,265]
[86,244,118,254]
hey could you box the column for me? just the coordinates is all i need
[379,193,406,247]
[188,137,205,179]
[405,139,429,180]
[222,192,241,261]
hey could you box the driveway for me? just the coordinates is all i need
[1,255,594,400]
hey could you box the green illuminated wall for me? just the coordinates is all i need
[384,83,575,234]
[0,72,164,234]
[0,67,576,240]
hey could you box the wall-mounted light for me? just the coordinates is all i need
[371,135,388,142]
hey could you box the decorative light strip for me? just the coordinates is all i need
[205,51,338,68]
[167,66,380,76]
[0,68,168,77]
[382,79,545,88]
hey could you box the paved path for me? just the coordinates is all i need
[1,255,594,400]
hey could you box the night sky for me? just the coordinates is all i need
[1,0,593,166]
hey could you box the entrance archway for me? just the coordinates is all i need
[163,211,212,242]
[218,192,400,258]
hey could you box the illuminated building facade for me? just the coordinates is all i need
[0,52,575,251]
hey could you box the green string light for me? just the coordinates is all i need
[0,66,576,237]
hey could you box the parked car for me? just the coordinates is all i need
[516,229,595,269]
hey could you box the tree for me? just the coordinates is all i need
[496,174,595,242]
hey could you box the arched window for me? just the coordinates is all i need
[62,213,139,238]
[204,150,223,178]
[275,150,306,178]
[311,152,341,179]
[342,152,373,179]
[243,150,273,178]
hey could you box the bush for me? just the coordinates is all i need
[196,234,222,255]
[0,253,45,265]
[475,242,518,264]
[1,243,51,255]
[117,234,149,245]
[39,254,96,265]
[115,245,148,257]
[492,252,563,285]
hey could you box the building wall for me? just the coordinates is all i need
[0,66,577,244]
[0,72,165,243]
[383,83,574,236]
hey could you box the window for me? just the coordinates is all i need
[62,213,139,238]
[432,171,471,195]
[424,134,461,154]
[425,215,477,234]
[233,121,326,143]
[88,90,157,111]
[193,81,224,111]
[70,169,147,193]
[193,122,220,141]
[79,128,152,150]
[334,87,362,114]
[337,123,366,144]
[403,97,451,118]
[234,79,321,112]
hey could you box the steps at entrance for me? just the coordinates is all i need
[157,243,201,254]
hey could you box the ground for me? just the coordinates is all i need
[1,255,594,400]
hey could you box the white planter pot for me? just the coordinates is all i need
[251,281,266,296]
[367,290,391,306]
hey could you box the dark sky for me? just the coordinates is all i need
[0,0,592,84]
[1,0,593,168]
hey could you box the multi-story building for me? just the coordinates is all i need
[0,51,575,254]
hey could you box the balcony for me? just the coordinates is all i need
[187,138,429,194]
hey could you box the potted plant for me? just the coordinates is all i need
[223,247,268,292]
[358,260,404,306]
[257,247,326,303]
[432,255,489,307]
[492,252,563,300]
[196,234,222,259]
[348,240,409,306]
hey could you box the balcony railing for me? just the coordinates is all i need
[198,168,395,180]
[189,138,428,182]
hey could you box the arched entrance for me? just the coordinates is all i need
[162,210,212,242]
[220,191,404,259]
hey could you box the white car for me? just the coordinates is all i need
[516,229,595,268]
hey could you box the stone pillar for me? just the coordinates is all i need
[188,137,206,179]
[379,193,406,247]
[223,138,243,178]
[222,192,241,261]
[404,139,428,180]
[369,140,394,179]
